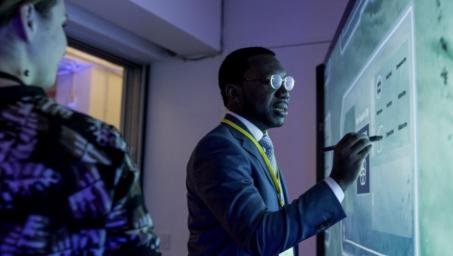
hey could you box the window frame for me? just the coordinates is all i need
[67,37,149,173]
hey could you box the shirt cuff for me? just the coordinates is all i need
[324,177,345,203]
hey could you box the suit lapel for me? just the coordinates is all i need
[222,114,276,188]
[277,165,290,204]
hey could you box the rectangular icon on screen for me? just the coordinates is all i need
[357,124,370,194]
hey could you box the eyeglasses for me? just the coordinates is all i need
[244,74,295,91]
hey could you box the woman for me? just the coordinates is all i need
[0,1,160,255]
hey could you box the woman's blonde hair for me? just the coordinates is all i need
[0,0,58,26]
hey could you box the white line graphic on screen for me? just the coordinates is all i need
[343,239,386,256]
[410,6,420,255]
[340,0,369,55]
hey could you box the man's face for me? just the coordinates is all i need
[240,54,291,131]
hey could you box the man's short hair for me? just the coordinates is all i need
[218,47,275,107]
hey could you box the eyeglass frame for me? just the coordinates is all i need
[242,74,295,91]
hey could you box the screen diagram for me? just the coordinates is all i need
[326,6,418,256]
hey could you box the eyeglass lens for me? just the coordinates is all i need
[270,75,295,91]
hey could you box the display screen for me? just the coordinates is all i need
[321,0,453,255]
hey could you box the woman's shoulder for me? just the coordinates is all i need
[32,96,128,152]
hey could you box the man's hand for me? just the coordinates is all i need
[329,132,372,191]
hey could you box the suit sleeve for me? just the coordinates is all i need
[190,136,346,256]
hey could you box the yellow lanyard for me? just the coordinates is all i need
[222,119,285,207]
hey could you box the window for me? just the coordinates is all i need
[53,47,125,130]
[53,40,149,170]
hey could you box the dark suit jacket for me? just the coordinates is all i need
[186,114,346,256]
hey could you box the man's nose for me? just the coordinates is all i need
[276,85,290,99]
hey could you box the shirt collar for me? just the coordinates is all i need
[0,85,45,101]
[227,111,265,141]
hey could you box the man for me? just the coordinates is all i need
[186,47,371,255]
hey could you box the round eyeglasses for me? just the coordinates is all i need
[270,74,295,91]
[244,74,295,91]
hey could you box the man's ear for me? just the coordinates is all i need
[225,83,243,109]
[16,3,38,42]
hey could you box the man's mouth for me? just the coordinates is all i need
[273,102,289,116]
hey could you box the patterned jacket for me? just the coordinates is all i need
[0,86,160,255]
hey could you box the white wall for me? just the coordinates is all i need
[67,0,222,58]
[129,0,222,52]
[223,0,348,52]
[144,0,348,255]
[144,56,224,255]
[66,2,170,63]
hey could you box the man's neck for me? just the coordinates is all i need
[245,117,267,133]
[228,111,267,141]
[230,111,267,132]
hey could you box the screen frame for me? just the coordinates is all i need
[315,0,358,255]
[315,64,326,256]
[323,0,359,64]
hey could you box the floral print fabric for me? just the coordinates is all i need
[0,86,160,255]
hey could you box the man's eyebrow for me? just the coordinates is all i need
[262,66,285,73]
[261,62,281,68]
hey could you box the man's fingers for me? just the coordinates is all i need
[348,144,372,165]
[356,144,372,160]
[350,137,371,155]
[336,133,369,155]
[338,132,356,145]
